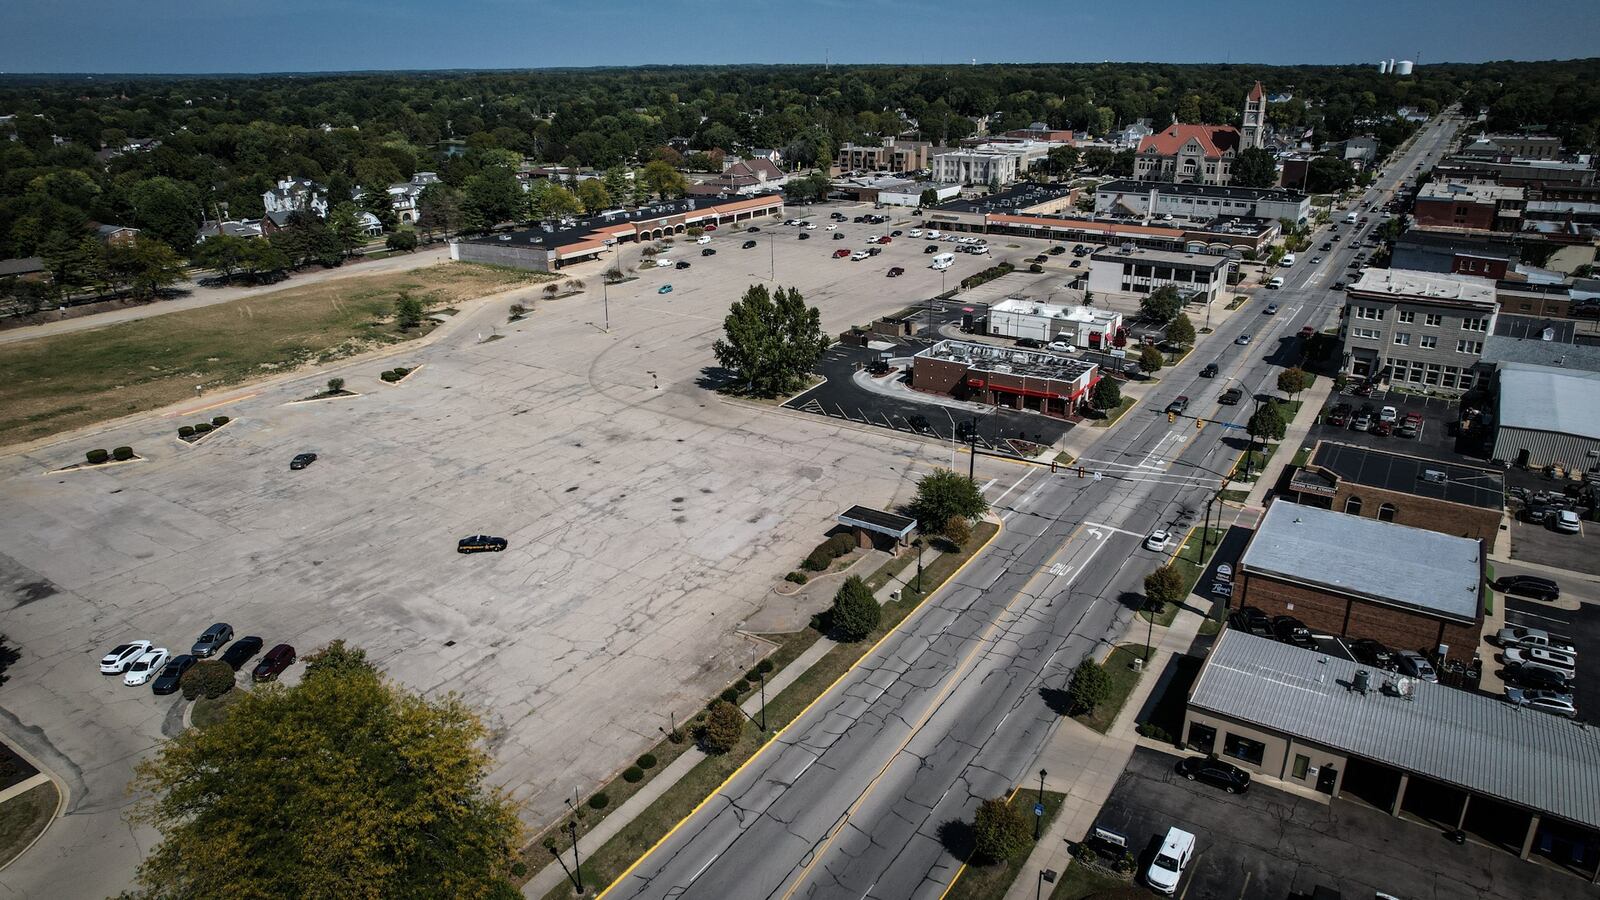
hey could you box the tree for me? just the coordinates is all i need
[971,796,1031,863]
[1137,345,1165,374]
[712,283,829,397]
[361,183,399,232]
[192,233,250,280]
[699,700,744,755]
[1139,285,1183,323]
[1066,658,1112,716]
[919,188,939,208]
[127,176,203,253]
[417,184,463,237]
[104,238,186,299]
[302,640,375,681]
[828,575,880,642]
[238,240,289,279]
[1165,313,1196,347]
[1277,367,1312,399]
[1047,144,1080,179]
[943,515,972,549]
[1248,398,1288,441]
[1144,565,1185,608]
[641,160,688,200]
[327,202,366,256]
[1081,147,1114,174]
[463,168,524,227]
[1233,147,1278,188]
[602,168,631,207]
[987,175,1002,195]
[385,230,418,253]
[909,468,988,531]
[574,179,612,214]
[395,292,424,330]
[1090,376,1122,411]
[128,654,521,899]
[532,183,582,220]
[1306,156,1355,193]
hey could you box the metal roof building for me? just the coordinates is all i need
[1492,362,1600,471]
[1186,630,1600,878]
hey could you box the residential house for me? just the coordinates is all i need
[196,219,264,242]
[93,224,140,246]
[263,177,329,220]
[383,172,442,225]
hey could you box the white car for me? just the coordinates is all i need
[850,251,870,261]
[803,223,816,230]
[864,234,881,243]
[1144,530,1172,552]
[1504,646,1577,679]
[695,235,711,245]
[100,640,152,674]
[1555,510,1582,534]
[123,648,171,686]
[925,230,942,239]
[825,224,837,231]
[1146,827,1195,895]
[1379,406,1398,423]
[1047,340,1074,353]
[783,219,799,226]
[907,229,922,237]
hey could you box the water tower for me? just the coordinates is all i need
[1395,60,1414,76]
[1377,60,1390,74]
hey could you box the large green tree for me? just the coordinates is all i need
[828,575,880,642]
[641,160,688,200]
[104,238,186,299]
[1305,156,1356,193]
[712,283,829,396]
[909,468,988,531]
[1233,147,1278,188]
[127,177,203,253]
[128,650,522,900]
[1248,398,1288,441]
[972,797,1031,863]
[1139,285,1183,322]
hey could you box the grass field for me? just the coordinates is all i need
[1074,644,1152,734]
[190,690,240,728]
[0,781,58,870]
[944,789,1066,900]
[1090,396,1137,428]
[0,262,543,448]
[1049,861,1139,899]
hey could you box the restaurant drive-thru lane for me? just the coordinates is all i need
[604,114,1460,900]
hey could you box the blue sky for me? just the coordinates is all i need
[3,0,1596,73]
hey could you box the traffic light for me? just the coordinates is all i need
[1167,411,1176,424]
[1050,460,1058,473]
[1077,466,1085,479]
[1195,418,1205,431]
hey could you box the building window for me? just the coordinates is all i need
[1456,340,1483,354]
[1345,496,1363,515]
[1424,313,1442,327]
[1420,335,1437,349]
[1353,327,1380,340]
[1378,503,1397,522]
[1397,310,1415,324]
[1354,307,1385,321]
[1393,333,1410,346]
[1223,733,1266,766]
[1462,317,1489,332]
[1292,754,1310,780]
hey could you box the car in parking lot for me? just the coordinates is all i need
[1378,406,1398,424]
[290,452,318,470]
[1264,304,1278,315]
[150,654,197,695]
[1349,638,1396,670]
[746,226,760,233]
[1165,396,1189,414]
[1351,410,1374,431]
[1228,606,1273,637]
[1496,625,1576,655]
[457,534,508,553]
[1397,412,1422,437]
[1015,338,1044,349]
[695,234,711,244]
[675,261,691,269]
[1504,646,1577,679]
[742,240,758,249]
[1200,362,1218,378]
[220,635,264,671]
[1069,259,1081,268]
[191,623,234,658]
[1144,531,1172,552]
[1506,663,1572,692]
[100,640,152,674]
[1175,756,1251,794]
[1048,246,1065,255]
[832,232,845,240]
[924,244,939,253]
[1146,827,1195,895]
[1272,616,1313,647]
[123,648,171,686]
[1492,574,1560,602]
[867,246,883,256]
[833,249,850,259]
[1326,404,1352,427]
[796,233,809,240]
[1218,387,1243,405]
[886,267,904,277]
[1396,650,1439,682]
[1555,510,1583,533]
[701,248,716,256]
[1370,418,1393,436]
[1235,333,1251,345]
[1505,688,1577,718]
[252,643,297,682]
[658,284,673,294]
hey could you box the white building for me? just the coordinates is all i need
[1095,180,1311,224]
[1340,268,1497,391]
[932,140,1062,187]
[986,297,1123,349]
[383,172,442,224]
[1087,246,1229,307]
[877,183,960,207]
[262,177,328,219]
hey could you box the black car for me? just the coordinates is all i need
[1273,615,1314,647]
[458,534,508,553]
[1218,387,1243,406]
[1016,338,1044,349]
[907,414,931,432]
[853,216,865,223]
[797,233,810,240]
[742,240,758,249]
[150,655,197,695]
[675,261,691,269]
[746,226,760,233]
[1175,756,1251,794]
[700,248,716,257]
[890,230,902,237]
[1200,363,1219,378]
[1048,246,1066,255]
[1507,664,1572,692]
[832,233,845,240]
[220,636,264,671]
[1493,575,1561,602]
[924,244,939,253]
[1229,605,1273,637]
[1164,396,1190,414]
[290,452,318,470]
[1349,638,1396,669]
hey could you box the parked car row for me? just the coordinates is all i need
[1325,402,1422,438]
[99,623,296,695]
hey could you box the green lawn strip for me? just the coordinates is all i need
[1090,396,1137,428]
[0,781,59,869]
[539,522,999,898]
[1141,527,1225,626]
[1053,451,1076,466]
[1049,860,1138,899]
[944,790,1067,900]
[1230,443,1278,483]
[190,690,240,728]
[1218,489,1249,504]
[1290,445,1312,468]
[1073,645,1152,734]
[1225,295,1249,310]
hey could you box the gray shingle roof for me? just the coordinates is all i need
[1497,363,1600,440]
[1191,630,1600,830]
[1240,502,1482,623]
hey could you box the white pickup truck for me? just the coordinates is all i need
[1496,626,1576,656]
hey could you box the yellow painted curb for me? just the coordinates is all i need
[937,784,1024,900]
[594,518,1005,900]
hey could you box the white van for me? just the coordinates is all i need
[930,253,955,270]
[655,258,673,268]
[1344,211,1359,224]
[696,235,711,245]
[1146,827,1195,895]
[925,230,943,239]
[1280,253,1296,267]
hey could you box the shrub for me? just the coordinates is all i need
[911,469,988,529]
[636,753,657,770]
[826,532,856,556]
[785,571,808,585]
[734,679,750,694]
[211,415,229,426]
[1067,658,1112,715]
[802,546,833,572]
[756,658,775,675]
[193,422,212,434]
[392,367,410,377]
[178,425,195,438]
[1137,723,1174,742]
[182,659,236,701]
[588,792,609,810]
[622,766,644,783]
[327,377,345,393]
[720,687,740,704]
[828,575,880,642]
[380,370,400,382]
[509,861,528,878]
[85,449,109,464]
[972,796,1031,863]
[698,700,745,754]
[509,303,527,318]
[943,515,972,549]
[112,446,134,461]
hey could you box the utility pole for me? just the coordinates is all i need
[968,418,979,481]
[758,669,767,733]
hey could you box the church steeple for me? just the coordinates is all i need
[1241,81,1266,150]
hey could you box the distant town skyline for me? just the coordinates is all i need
[2,0,1597,74]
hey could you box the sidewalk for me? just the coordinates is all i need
[1003,591,1211,900]
[1239,375,1336,508]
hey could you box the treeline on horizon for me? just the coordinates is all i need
[0,58,1596,264]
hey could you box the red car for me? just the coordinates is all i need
[703,224,717,231]
[1371,419,1394,436]
[252,643,297,682]
[833,249,850,259]
[876,236,893,244]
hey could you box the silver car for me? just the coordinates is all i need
[191,622,234,658]
[1505,688,1578,718]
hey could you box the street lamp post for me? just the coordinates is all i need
[566,820,585,895]
[758,669,767,733]
[1035,769,1048,840]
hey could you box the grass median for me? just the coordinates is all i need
[1074,644,1153,734]
[537,521,1000,899]
[0,262,545,448]
[0,781,59,870]
[944,789,1066,900]
[1140,526,1225,627]
[1089,396,1136,428]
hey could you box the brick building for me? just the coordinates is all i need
[1412,181,1526,233]
[1235,502,1485,663]
[909,339,1098,419]
[1285,441,1505,544]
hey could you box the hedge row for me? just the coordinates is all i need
[379,367,413,383]
[959,262,1015,290]
[801,531,857,572]
[177,416,230,438]
[84,447,136,464]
